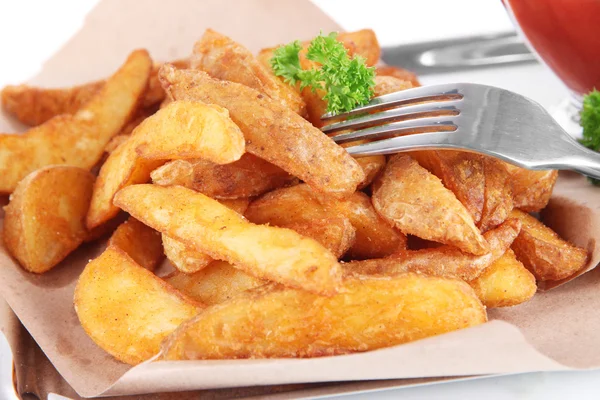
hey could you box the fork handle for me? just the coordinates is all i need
[558,145,600,180]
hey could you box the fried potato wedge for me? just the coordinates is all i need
[246,184,404,259]
[479,157,513,232]
[86,100,244,229]
[159,66,364,197]
[375,65,420,87]
[162,198,250,274]
[161,273,486,360]
[151,153,294,199]
[165,260,265,306]
[468,249,536,308]
[74,246,201,365]
[114,185,342,295]
[283,218,356,259]
[373,155,488,255]
[355,155,386,189]
[373,75,413,96]
[3,166,94,273]
[345,219,520,281]
[1,80,104,126]
[1,59,188,126]
[257,29,381,72]
[134,101,245,162]
[410,152,512,231]
[245,189,356,257]
[504,164,558,212]
[107,218,163,272]
[410,150,485,224]
[0,50,152,194]
[192,29,306,116]
[510,209,588,281]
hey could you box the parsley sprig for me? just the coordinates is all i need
[270,32,375,115]
[579,90,600,185]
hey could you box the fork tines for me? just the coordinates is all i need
[322,85,464,145]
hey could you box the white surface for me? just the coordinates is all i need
[1,1,599,399]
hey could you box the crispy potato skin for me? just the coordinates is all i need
[1,59,189,126]
[504,164,558,212]
[0,50,152,194]
[373,155,488,255]
[510,209,588,281]
[107,218,164,272]
[74,246,201,365]
[410,151,485,224]
[87,100,244,229]
[159,66,364,197]
[1,81,104,126]
[246,184,405,259]
[3,166,94,273]
[162,234,213,273]
[162,198,250,274]
[244,189,357,257]
[468,249,536,308]
[114,185,342,295]
[192,29,306,116]
[375,66,420,87]
[165,260,265,306]
[373,75,413,96]
[161,273,486,360]
[151,154,294,199]
[479,157,513,232]
[345,219,521,281]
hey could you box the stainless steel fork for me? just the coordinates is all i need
[321,83,600,179]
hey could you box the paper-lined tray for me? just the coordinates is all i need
[1,0,600,398]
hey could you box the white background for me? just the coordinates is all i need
[0,1,598,399]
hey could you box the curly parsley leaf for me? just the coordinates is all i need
[579,90,600,185]
[270,32,375,115]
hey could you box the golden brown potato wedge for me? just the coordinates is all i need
[161,273,486,360]
[162,235,213,273]
[504,164,558,212]
[3,166,94,273]
[162,198,250,274]
[192,29,306,116]
[283,218,356,259]
[74,245,202,365]
[165,260,265,306]
[1,80,104,126]
[86,100,244,229]
[245,189,357,257]
[373,75,413,96]
[509,209,588,281]
[373,155,488,255]
[479,157,513,232]
[1,59,188,126]
[345,218,520,281]
[257,29,381,72]
[0,50,152,194]
[159,66,364,197]
[410,152,512,231]
[355,155,387,190]
[107,218,163,272]
[151,153,294,199]
[246,184,405,259]
[375,65,421,87]
[410,150,485,224]
[114,185,342,295]
[104,134,130,154]
[468,249,536,308]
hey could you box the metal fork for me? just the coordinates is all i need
[321,83,600,179]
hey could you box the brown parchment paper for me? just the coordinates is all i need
[1,0,600,398]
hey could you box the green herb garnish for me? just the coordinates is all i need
[579,90,600,185]
[270,32,375,115]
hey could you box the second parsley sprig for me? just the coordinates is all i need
[270,32,375,115]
